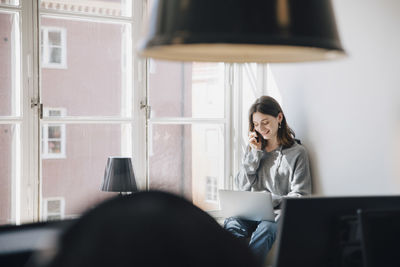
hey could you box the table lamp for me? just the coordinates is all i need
[101,157,138,195]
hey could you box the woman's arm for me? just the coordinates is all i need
[271,148,312,207]
[287,148,312,197]
[235,146,264,191]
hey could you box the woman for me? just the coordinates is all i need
[224,96,312,265]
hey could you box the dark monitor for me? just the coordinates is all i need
[273,196,400,267]
[358,208,400,267]
[0,220,75,267]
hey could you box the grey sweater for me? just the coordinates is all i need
[235,142,312,208]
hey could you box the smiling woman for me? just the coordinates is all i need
[248,96,296,152]
[224,95,312,266]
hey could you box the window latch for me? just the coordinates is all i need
[31,98,43,119]
[140,100,151,119]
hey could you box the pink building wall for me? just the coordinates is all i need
[0,10,193,223]
[41,17,124,216]
[41,18,122,116]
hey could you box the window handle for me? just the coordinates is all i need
[30,98,43,119]
[140,101,151,119]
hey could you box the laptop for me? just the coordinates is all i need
[218,190,275,221]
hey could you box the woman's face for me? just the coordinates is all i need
[252,111,282,140]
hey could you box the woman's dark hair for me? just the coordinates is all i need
[249,96,295,149]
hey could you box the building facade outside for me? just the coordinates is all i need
[0,0,226,224]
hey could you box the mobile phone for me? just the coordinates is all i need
[254,131,261,142]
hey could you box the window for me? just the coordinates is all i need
[147,61,272,211]
[42,197,65,221]
[0,0,19,6]
[41,27,67,69]
[205,176,218,202]
[0,7,21,225]
[0,0,145,225]
[233,63,270,179]
[42,108,66,159]
[0,0,279,225]
[147,61,226,211]
[39,1,142,220]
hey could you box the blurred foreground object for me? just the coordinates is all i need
[138,0,346,63]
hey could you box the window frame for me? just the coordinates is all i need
[205,176,218,203]
[0,0,147,225]
[40,26,67,69]
[37,2,146,222]
[145,62,232,197]
[1,0,273,224]
[42,196,65,221]
[145,61,270,208]
[41,107,66,159]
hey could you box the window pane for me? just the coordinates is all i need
[0,0,19,6]
[40,0,132,17]
[0,11,20,116]
[48,140,61,153]
[241,63,261,144]
[148,61,225,118]
[0,124,18,225]
[40,17,132,117]
[48,31,61,45]
[49,110,62,116]
[148,124,224,211]
[49,47,61,63]
[48,125,61,138]
[41,123,132,219]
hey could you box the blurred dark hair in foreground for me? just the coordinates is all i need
[32,191,259,267]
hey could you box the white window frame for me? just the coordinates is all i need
[205,176,218,203]
[146,62,270,196]
[146,62,231,192]
[42,196,65,221]
[41,26,67,69]
[41,107,66,159]
[1,0,274,224]
[0,0,146,225]
[231,63,269,188]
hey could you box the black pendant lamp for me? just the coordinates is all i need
[138,0,346,63]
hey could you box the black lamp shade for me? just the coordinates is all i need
[138,0,346,63]
[101,157,138,193]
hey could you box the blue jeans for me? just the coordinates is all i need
[224,217,277,265]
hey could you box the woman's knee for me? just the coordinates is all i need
[255,221,278,237]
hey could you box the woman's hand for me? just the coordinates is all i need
[249,131,262,151]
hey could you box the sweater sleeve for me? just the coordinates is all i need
[271,148,312,207]
[287,148,312,197]
[234,146,264,191]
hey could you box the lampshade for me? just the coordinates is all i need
[101,157,138,193]
[138,0,346,63]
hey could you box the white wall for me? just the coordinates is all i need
[270,0,400,196]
